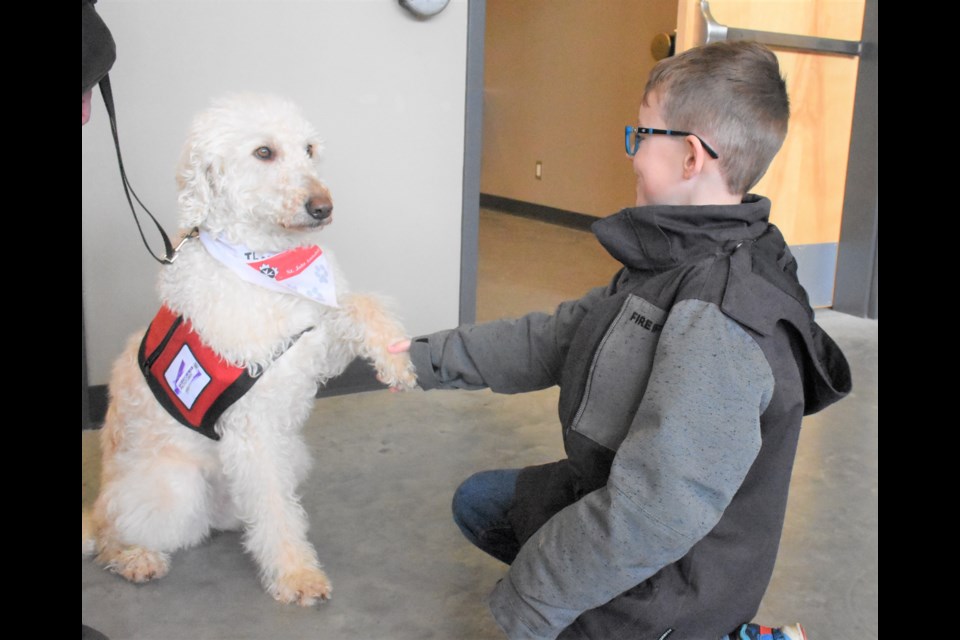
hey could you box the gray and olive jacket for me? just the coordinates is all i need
[409,196,851,639]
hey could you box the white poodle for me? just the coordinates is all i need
[83,94,417,606]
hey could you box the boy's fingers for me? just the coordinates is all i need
[388,339,411,354]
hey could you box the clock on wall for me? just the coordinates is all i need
[398,0,450,19]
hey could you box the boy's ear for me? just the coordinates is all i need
[681,135,707,180]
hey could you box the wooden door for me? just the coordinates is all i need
[676,0,866,306]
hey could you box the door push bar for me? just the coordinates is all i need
[697,0,862,57]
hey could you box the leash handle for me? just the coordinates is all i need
[98,75,177,265]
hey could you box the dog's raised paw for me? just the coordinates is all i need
[272,567,332,606]
[107,546,170,583]
[376,353,418,391]
[394,362,418,391]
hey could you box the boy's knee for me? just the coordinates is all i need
[451,468,521,532]
[451,472,483,527]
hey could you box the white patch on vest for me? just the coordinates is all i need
[164,345,212,409]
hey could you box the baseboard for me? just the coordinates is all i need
[86,385,109,430]
[316,358,388,398]
[791,242,839,309]
[479,194,598,231]
[83,358,386,429]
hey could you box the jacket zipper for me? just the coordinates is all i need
[142,314,184,373]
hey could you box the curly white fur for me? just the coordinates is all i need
[84,94,417,606]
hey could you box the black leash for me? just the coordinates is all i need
[98,75,183,264]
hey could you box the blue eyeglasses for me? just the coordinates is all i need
[624,126,720,159]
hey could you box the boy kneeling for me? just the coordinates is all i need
[397,41,851,639]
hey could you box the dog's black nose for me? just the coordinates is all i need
[306,197,333,221]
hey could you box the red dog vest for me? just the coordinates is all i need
[138,306,258,441]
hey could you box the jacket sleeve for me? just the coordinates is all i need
[488,299,775,639]
[408,286,610,394]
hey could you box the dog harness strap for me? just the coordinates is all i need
[99,75,178,265]
[138,306,260,440]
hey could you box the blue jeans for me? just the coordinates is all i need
[451,468,523,565]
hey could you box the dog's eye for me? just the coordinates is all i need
[305,144,314,158]
[253,146,274,161]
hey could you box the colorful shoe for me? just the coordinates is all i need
[725,622,807,640]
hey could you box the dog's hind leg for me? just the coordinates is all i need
[97,541,171,583]
[91,434,215,583]
[218,411,331,606]
[89,336,219,583]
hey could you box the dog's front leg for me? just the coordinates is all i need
[218,415,331,606]
[341,293,418,390]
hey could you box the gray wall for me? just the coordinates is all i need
[82,0,469,384]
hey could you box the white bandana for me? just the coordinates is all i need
[199,231,339,308]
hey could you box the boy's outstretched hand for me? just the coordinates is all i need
[388,340,411,354]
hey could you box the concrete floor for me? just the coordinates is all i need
[82,210,878,639]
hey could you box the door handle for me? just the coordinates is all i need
[696,0,862,56]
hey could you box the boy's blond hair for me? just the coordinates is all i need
[643,41,789,195]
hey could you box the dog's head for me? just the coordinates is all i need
[176,94,333,251]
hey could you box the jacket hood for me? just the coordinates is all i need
[722,227,852,415]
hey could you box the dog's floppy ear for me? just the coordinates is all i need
[175,123,223,230]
